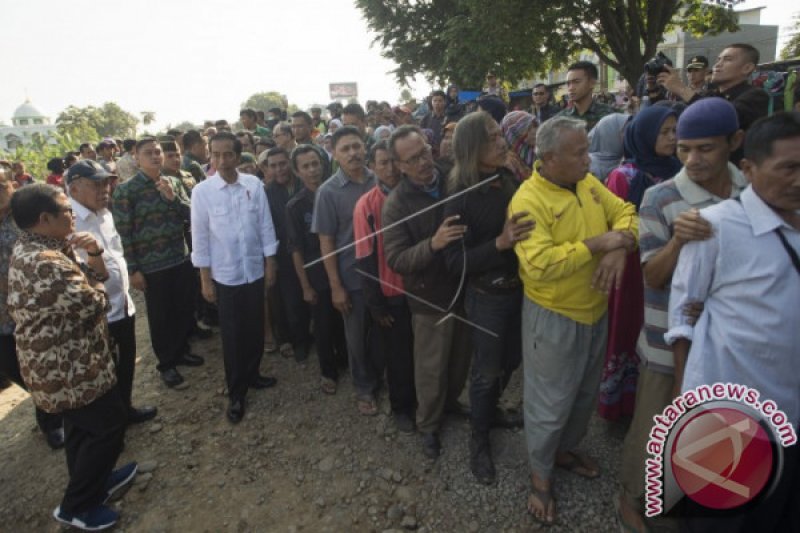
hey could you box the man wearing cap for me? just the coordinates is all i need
[615,97,747,532]
[482,72,508,102]
[97,140,117,173]
[658,44,768,139]
[68,161,158,425]
[685,55,710,93]
[112,138,202,390]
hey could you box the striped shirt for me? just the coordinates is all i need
[636,163,747,373]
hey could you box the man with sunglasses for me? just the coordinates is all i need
[531,84,560,124]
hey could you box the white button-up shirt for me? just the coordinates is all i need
[71,197,135,323]
[190,172,278,285]
[666,186,800,427]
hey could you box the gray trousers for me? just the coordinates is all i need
[411,310,471,434]
[341,290,379,397]
[522,298,608,479]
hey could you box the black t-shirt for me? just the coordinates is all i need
[285,187,329,291]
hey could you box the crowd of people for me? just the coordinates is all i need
[0,42,798,532]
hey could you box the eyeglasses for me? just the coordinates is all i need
[398,145,432,167]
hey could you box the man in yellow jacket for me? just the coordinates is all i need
[510,116,638,525]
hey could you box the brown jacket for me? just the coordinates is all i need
[8,232,116,413]
[381,170,461,315]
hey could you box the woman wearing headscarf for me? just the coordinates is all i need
[500,111,537,181]
[588,113,629,182]
[598,105,681,421]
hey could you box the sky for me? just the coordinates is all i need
[0,0,795,133]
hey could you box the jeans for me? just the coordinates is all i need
[464,287,522,433]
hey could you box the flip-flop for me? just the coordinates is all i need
[320,377,337,395]
[279,343,294,359]
[264,341,277,354]
[527,486,557,526]
[357,397,378,416]
[556,451,600,479]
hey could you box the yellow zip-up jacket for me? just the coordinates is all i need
[510,164,638,325]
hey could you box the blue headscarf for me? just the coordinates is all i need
[623,106,681,180]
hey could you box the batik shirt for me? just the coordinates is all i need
[8,231,116,413]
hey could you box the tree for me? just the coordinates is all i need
[241,92,299,115]
[399,88,413,103]
[356,0,740,88]
[780,13,800,59]
[56,102,139,139]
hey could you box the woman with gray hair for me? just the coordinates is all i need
[443,111,535,485]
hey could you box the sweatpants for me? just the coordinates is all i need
[522,298,607,479]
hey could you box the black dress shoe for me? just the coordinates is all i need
[45,427,65,450]
[160,368,185,388]
[128,406,158,424]
[190,324,213,340]
[227,398,245,423]
[421,432,441,460]
[177,353,205,367]
[250,375,277,389]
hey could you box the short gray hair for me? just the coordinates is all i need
[535,116,586,159]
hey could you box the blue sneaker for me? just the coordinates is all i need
[53,504,119,531]
[104,462,138,502]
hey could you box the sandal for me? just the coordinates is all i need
[264,340,278,354]
[357,396,378,416]
[556,451,600,479]
[279,343,294,359]
[527,486,557,526]
[320,377,337,395]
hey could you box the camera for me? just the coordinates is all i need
[644,51,673,76]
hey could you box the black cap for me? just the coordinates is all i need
[686,55,709,70]
[66,160,116,184]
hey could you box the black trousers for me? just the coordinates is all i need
[215,278,265,401]
[276,253,311,348]
[0,334,62,432]
[107,315,136,411]
[368,297,416,415]
[312,288,348,380]
[61,387,127,514]
[142,261,195,371]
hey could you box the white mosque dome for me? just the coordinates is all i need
[12,100,45,120]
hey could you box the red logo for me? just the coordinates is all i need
[670,407,773,510]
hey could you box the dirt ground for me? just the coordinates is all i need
[0,293,628,532]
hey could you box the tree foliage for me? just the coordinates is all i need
[780,13,800,60]
[356,0,739,88]
[241,92,299,115]
[56,102,139,139]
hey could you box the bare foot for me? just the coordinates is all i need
[615,494,648,533]
[555,450,600,479]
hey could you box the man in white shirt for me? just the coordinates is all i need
[666,112,800,531]
[67,160,157,425]
[191,132,279,424]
